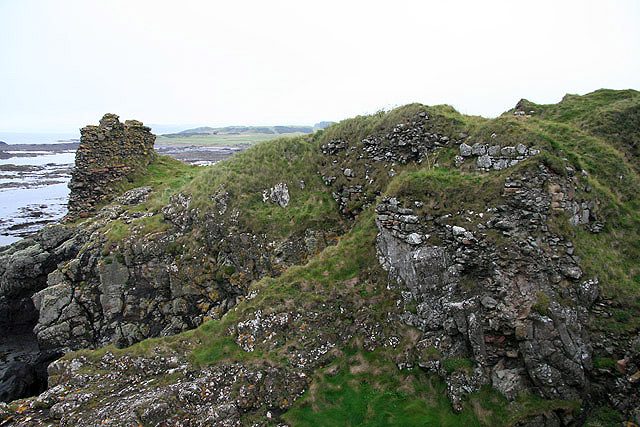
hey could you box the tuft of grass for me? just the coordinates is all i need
[532,291,551,317]
[103,220,128,250]
[592,357,617,370]
[583,405,624,427]
[442,357,474,374]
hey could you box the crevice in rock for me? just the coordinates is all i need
[0,297,62,402]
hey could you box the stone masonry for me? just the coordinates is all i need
[67,114,156,218]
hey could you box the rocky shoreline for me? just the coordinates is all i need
[0,139,248,247]
[0,117,257,404]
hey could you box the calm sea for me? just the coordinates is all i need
[0,133,78,247]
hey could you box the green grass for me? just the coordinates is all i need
[191,315,266,365]
[155,132,301,147]
[120,155,200,211]
[385,166,503,214]
[509,89,640,167]
[318,104,472,146]
[185,135,345,238]
[442,357,474,374]
[103,220,128,247]
[283,349,579,427]
[91,155,200,248]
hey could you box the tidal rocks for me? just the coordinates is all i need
[0,349,61,403]
[67,114,156,218]
[0,224,78,402]
[0,224,77,328]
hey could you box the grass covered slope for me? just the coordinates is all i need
[513,89,640,167]
[184,135,344,237]
[4,89,639,426]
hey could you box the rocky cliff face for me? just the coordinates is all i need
[67,114,156,218]
[1,90,639,425]
[0,117,341,405]
[374,167,596,410]
[0,225,80,402]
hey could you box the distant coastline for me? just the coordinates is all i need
[0,132,80,145]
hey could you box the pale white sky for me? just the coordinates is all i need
[1,0,638,132]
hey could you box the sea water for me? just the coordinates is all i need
[0,151,75,247]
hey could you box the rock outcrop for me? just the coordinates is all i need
[2,91,640,425]
[67,114,156,218]
[375,164,595,411]
[0,225,79,402]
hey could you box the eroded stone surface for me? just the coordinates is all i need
[67,114,156,218]
[375,164,597,410]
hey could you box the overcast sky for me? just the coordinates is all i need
[1,0,639,132]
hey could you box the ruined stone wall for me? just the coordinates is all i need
[67,114,156,218]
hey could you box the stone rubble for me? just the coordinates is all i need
[374,164,604,412]
[262,182,290,208]
[320,111,462,217]
[456,141,540,171]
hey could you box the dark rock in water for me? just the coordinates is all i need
[0,361,37,402]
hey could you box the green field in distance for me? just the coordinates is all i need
[155,132,308,147]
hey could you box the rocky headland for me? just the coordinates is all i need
[0,90,639,426]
